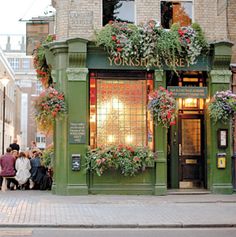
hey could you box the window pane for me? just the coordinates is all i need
[103,0,135,26]
[182,119,201,156]
[161,1,192,29]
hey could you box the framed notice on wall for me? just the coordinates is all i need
[217,129,228,149]
[69,122,86,144]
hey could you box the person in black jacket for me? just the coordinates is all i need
[9,139,20,152]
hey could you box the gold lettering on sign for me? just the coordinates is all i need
[108,56,189,68]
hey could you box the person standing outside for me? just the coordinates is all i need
[9,139,20,152]
[0,147,18,190]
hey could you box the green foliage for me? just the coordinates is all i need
[85,145,156,177]
[42,145,54,167]
[96,20,209,70]
[33,34,55,88]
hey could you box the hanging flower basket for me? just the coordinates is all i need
[85,145,156,177]
[34,87,67,134]
[208,90,236,123]
[148,86,176,128]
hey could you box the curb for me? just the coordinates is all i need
[0,223,236,229]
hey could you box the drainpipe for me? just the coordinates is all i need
[231,64,236,190]
[231,64,236,153]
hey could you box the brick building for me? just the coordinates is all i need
[46,0,235,195]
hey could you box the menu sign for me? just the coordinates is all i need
[167,86,208,98]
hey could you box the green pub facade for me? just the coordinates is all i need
[45,0,235,195]
[45,39,234,195]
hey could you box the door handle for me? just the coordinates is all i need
[179,144,182,156]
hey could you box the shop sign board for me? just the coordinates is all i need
[167,86,208,98]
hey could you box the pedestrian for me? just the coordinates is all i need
[11,150,19,160]
[15,152,31,190]
[9,139,20,152]
[0,147,18,190]
[29,150,42,189]
[29,141,40,158]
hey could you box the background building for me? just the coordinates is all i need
[0,34,45,150]
[0,47,19,154]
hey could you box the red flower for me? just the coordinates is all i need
[117,47,122,52]
[170,121,176,126]
[111,35,116,41]
[167,111,172,119]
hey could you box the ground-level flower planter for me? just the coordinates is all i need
[88,168,155,195]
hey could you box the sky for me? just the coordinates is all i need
[0,0,52,35]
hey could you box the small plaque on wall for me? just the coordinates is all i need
[69,122,86,144]
[217,129,228,149]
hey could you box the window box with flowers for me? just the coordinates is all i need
[34,87,67,134]
[95,20,209,71]
[208,90,236,124]
[148,86,176,128]
[85,145,156,177]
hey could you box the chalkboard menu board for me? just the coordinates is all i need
[69,122,86,144]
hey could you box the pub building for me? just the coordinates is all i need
[43,1,235,195]
[44,39,233,195]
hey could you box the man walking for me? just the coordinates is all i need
[0,147,18,190]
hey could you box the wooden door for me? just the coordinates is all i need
[178,114,204,188]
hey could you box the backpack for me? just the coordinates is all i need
[40,174,52,190]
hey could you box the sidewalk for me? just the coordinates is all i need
[0,190,236,228]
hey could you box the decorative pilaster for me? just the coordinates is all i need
[208,69,233,194]
[154,70,167,195]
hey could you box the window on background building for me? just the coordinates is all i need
[22,58,31,70]
[103,0,135,26]
[36,81,43,95]
[161,1,193,29]
[8,58,20,71]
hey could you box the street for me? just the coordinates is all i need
[0,228,236,237]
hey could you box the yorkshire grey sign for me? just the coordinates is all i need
[167,86,208,98]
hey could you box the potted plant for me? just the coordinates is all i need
[208,90,236,123]
[96,20,209,70]
[148,86,176,128]
[33,34,56,88]
[85,145,156,176]
[34,87,67,134]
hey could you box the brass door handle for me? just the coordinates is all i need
[179,144,182,156]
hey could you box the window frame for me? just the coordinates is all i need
[102,0,136,26]
[160,0,194,29]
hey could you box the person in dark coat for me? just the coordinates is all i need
[29,150,43,189]
[9,139,20,152]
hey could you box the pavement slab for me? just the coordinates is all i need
[0,191,235,228]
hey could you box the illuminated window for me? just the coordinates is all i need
[103,0,135,26]
[161,1,192,29]
[90,72,153,149]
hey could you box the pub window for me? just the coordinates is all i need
[161,1,193,29]
[90,72,154,150]
[103,0,135,26]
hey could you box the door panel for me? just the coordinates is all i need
[179,115,204,187]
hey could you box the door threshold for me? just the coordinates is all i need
[167,189,211,195]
